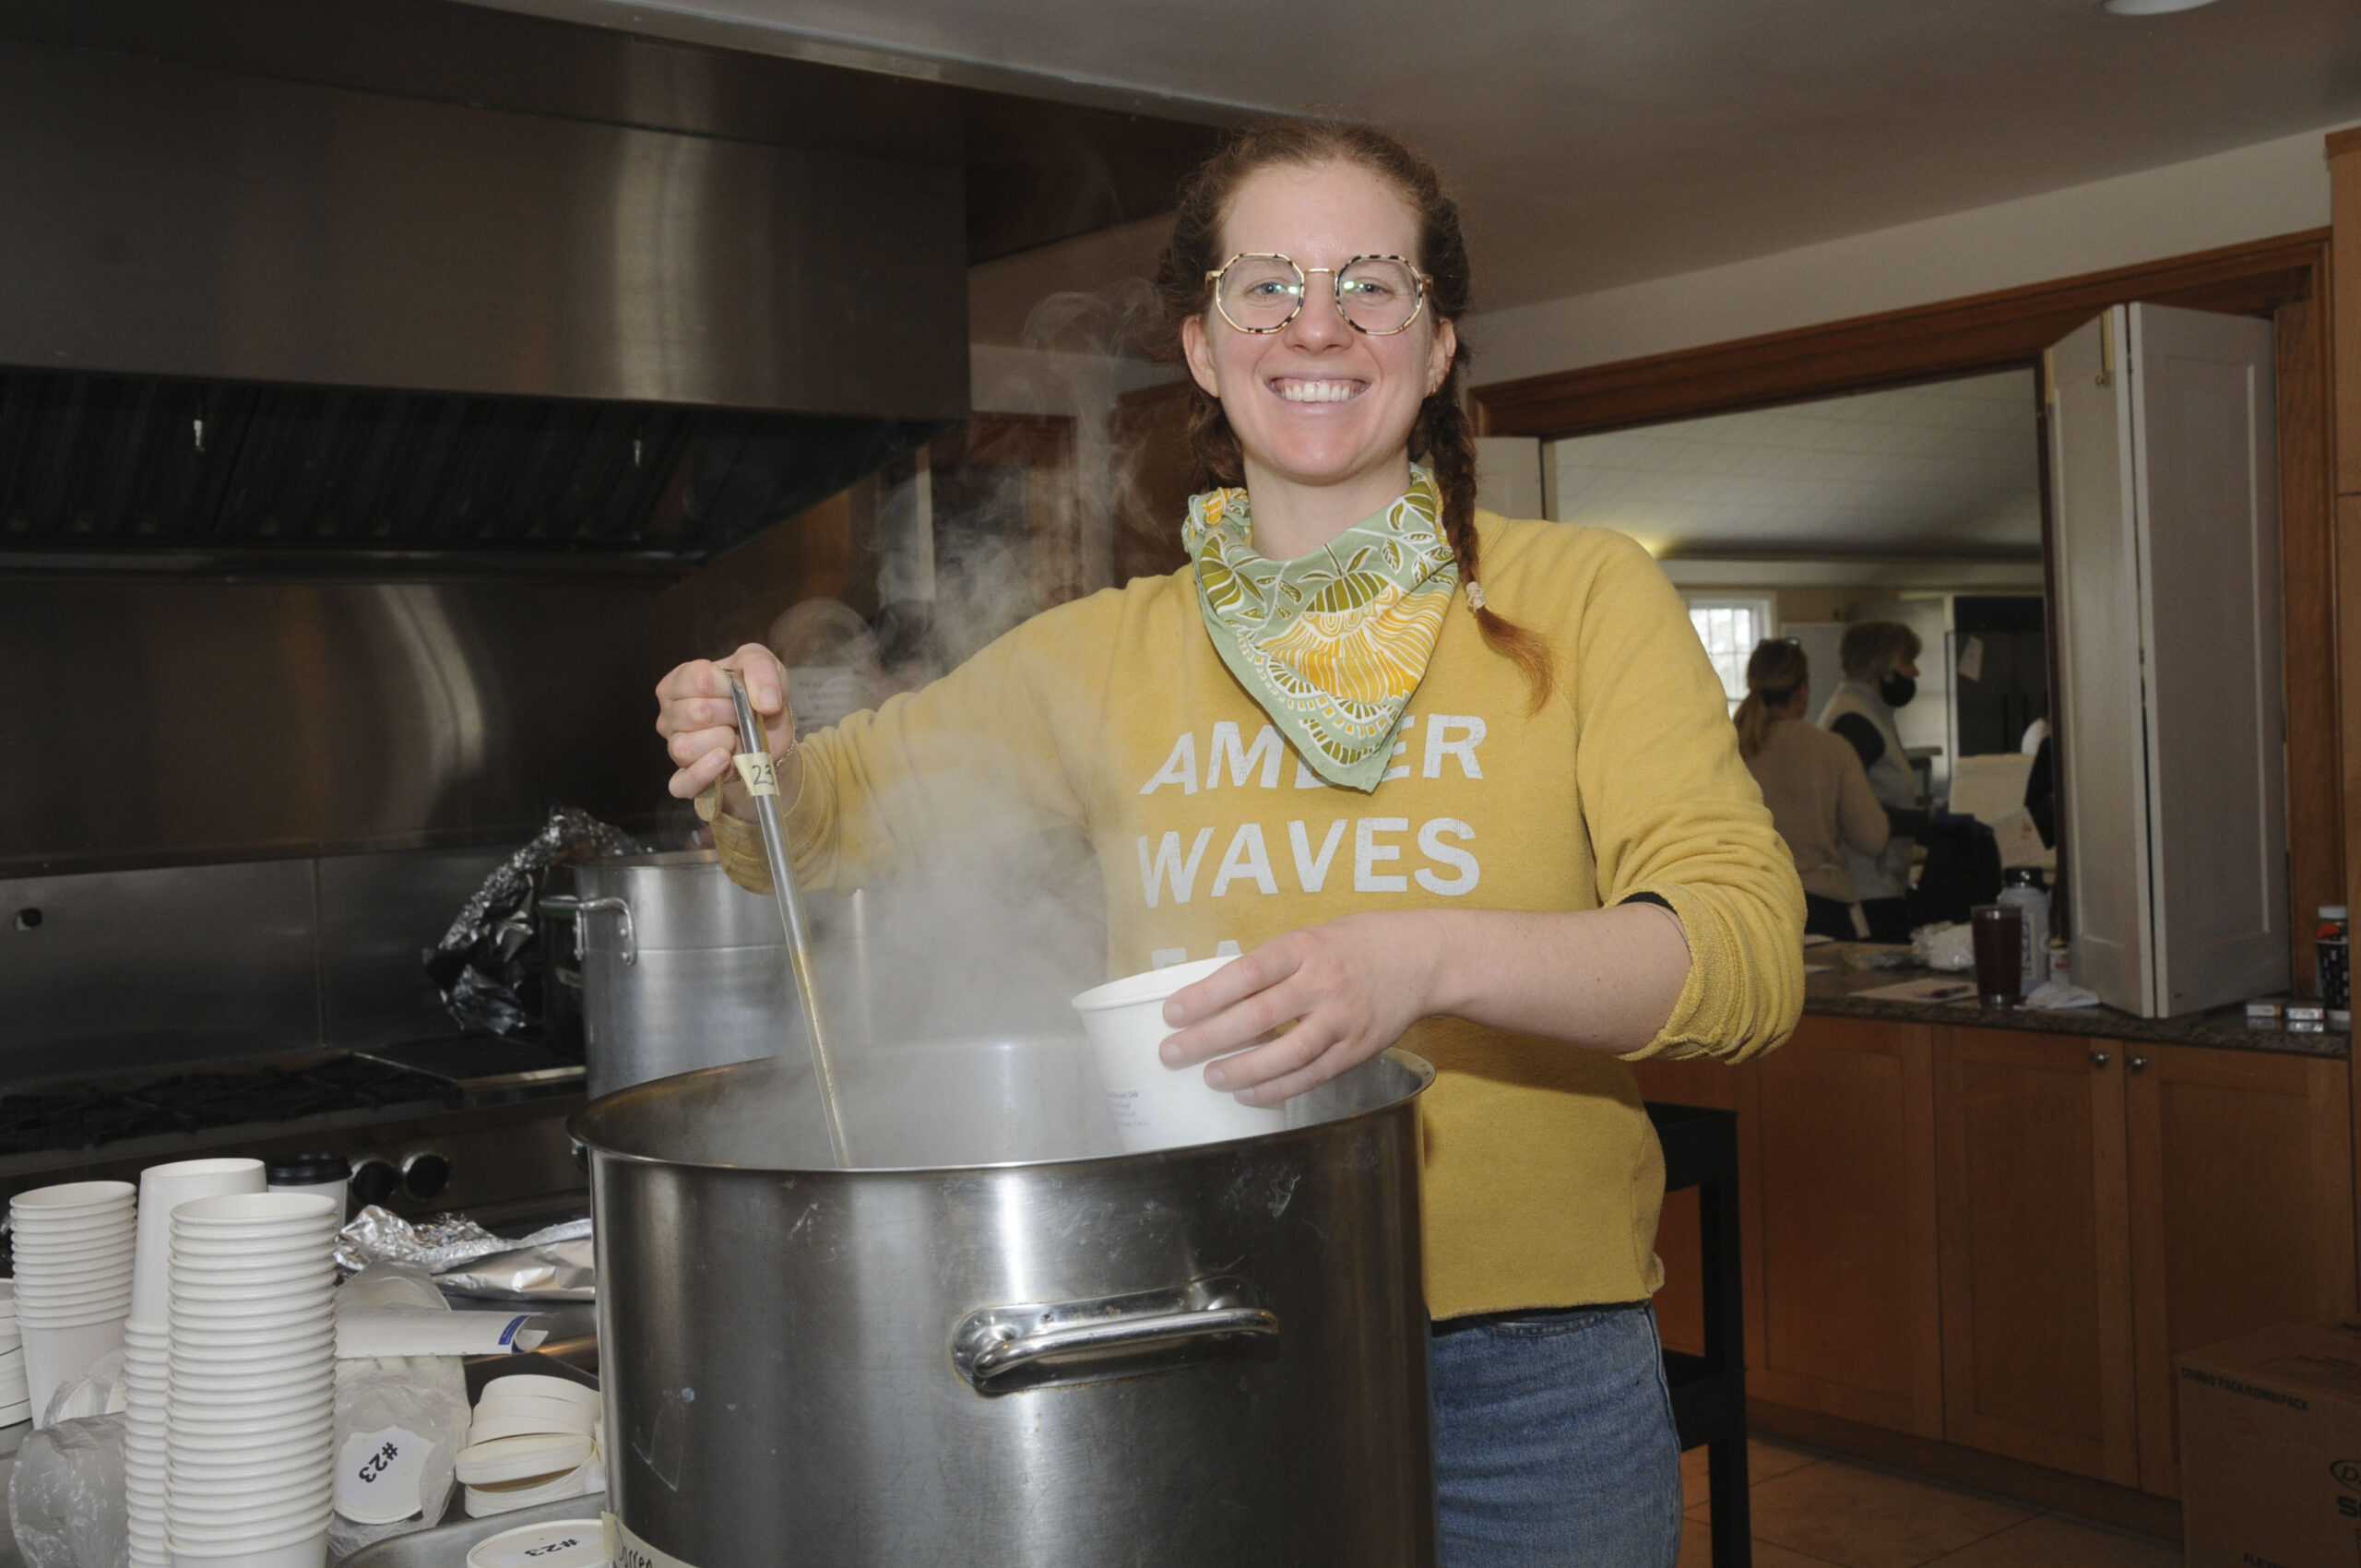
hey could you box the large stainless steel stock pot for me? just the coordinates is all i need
[573,1034,1436,1568]
[542,851,793,1099]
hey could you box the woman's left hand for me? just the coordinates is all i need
[1158,912,1442,1105]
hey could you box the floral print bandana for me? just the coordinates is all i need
[1183,466,1458,792]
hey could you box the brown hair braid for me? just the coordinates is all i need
[1151,120,1553,707]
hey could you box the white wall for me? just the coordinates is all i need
[1464,123,2355,386]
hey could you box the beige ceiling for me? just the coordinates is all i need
[458,0,2361,310]
[1550,369,2043,557]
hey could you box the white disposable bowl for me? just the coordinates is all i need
[1071,956,1290,1153]
[11,1181,136,1214]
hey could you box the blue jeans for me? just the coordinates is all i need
[1430,1301,1683,1568]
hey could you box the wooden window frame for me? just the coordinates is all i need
[1471,231,2341,997]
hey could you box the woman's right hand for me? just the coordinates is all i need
[654,643,795,801]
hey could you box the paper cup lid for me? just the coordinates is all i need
[469,1408,593,1445]
[467,1518,608,1568]
[475,1373,599,1411]
[457,1431,594,1485]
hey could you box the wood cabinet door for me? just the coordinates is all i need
[1933,1027,2139,1485]
[1749,1014,1944,1436]
[2125,1042,2356,1496]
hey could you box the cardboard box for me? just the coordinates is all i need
[2180,1321,2361,1566]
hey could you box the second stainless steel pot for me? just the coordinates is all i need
[543,850,790,1099]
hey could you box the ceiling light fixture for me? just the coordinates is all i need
[2101,0,2223,14]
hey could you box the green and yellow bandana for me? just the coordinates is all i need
[1183,467,1459,792]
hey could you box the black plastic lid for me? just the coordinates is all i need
[2005,868,2047,887]
[266,1152,351,1185]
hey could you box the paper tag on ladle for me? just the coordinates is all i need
[732,752,779,798]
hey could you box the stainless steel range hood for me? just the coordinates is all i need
[0,0,1222,571]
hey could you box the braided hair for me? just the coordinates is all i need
[1151,120,1553,707]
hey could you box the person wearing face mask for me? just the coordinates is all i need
[1819,622,1928,942]
[1735,639,1888,942]
[655,121,1802,1566]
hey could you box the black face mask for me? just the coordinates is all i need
[1880,672,1917,709]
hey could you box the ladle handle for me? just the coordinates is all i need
[727,671,855,1169]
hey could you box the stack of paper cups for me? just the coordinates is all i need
[0,1281,29,1424]
[165,1192,340,1568]
[11,1181,136,1427]
[125,1159,266,1568]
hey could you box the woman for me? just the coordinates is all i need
[1818,621,1925,943]
[1736,638,1887,942]
[656,122,1802,1565]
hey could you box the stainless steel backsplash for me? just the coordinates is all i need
[0,577,680,873]
[0,848,507,1079]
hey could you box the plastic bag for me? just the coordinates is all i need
[41,1349,126,1428]
[8,1413,126,1568]
[328,1266,471,1557]
[424,807,643,1035]
[1911,921,1975,972]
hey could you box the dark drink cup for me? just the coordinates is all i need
[1971,905,2024,1005]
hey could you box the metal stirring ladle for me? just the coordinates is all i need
[726,670,855,1168]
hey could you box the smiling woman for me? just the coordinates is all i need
[655,118,1804,1568]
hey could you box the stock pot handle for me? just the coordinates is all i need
[953,1277,1278,1395]
[538,894,635,965]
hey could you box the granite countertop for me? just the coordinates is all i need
[1803,943,2349,1059]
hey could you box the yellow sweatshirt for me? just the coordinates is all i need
[716,512,1804,1318]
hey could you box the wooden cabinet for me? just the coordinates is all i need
[1744,1013,1944,1437]
[1639,1016,2355,1501]
[1932,1027,2139,1485]
[2123,1041,2355,1495]
[2331,128,2361,493]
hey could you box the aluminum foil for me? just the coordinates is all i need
[424,805,644,1035]
[337,1206,595,1301]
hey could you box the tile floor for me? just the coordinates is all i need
[1676,1439,2184,1568]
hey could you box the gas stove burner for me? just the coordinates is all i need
[0,1056,463,1157]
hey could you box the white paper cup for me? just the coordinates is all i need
[171,1192,338,1229]
[1072,956,1291,1153]
[170,1507,333,1541]
[170,1378,333,1409]
[167,1450,333,1483]
[169,1528,328,1568]
[466,1519,609,1568]
[132,1159,267,1326]
[22,1316,125,1428]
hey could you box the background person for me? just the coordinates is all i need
[1820,621,1928,942]
[1736,639,1886,942]
[657,121,1803,1566]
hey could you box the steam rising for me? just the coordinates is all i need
[725,277,1183,1170]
